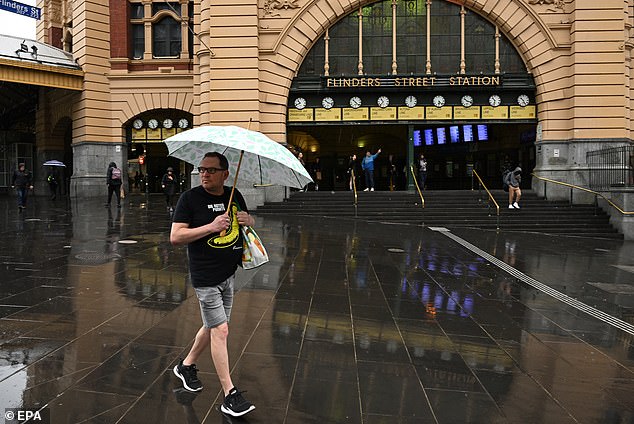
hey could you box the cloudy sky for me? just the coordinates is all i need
[0,0,37,40]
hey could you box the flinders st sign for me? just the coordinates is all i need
[324,75,502,88]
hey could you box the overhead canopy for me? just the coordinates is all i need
[0,34,83,90]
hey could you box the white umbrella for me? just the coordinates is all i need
[43,160,66,167]
[163,124,312,189]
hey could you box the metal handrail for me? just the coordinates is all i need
[409,165,425,209]
[531,173,634,215]
[472,169,500,230]
[351,169,358,205]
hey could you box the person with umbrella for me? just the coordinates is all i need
[170,151,256,418]
[12,162,33,211]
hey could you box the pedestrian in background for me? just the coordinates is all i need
[361,148,381,191]
[508,166,522,209]
[47,169,58,200]
[418,153,428,190]
[311,157,322,191]
[162,166,178,212]
[348,154,358,191]
[106,162,123,208]
[12,162,33,211]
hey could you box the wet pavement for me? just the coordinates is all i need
[0,193,633,424]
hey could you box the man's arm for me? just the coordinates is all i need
[170,214,230,246]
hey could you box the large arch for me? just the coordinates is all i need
[259,0,563,142]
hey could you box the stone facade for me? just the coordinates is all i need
[34,0,634,201]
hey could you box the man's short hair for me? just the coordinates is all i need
[202,152,229,170]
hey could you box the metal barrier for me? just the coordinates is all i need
[409,165,425,209]
[471,169,500,230]
[587,145,634,190]
[532,173,633,216]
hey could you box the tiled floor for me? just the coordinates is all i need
[0,193,633,423]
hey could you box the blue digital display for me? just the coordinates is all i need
[463,125,474,142]
[477,124,489,141]
[436,127,446,144]
[449,126,460,143]
[424,129,434,146]
[413,130,422,147]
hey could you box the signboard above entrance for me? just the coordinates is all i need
[324,75,501,89]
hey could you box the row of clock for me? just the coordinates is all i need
[294,94,531,110]
[132,118,190,130]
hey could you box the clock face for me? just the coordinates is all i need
[163,118,173,129]
[517,94,530,107]
[461,95,474,108]
[405,95,417,108]
[132,119,143,129]
[178,118,189,129]
[294,97,307,110]
[433,95,445,108]
[377,95,389,108]
[322,97,334,109]
[148,119,159,129]
[349,96,362,109]
[489,94,502,107]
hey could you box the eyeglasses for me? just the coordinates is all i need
[197,166,227,174]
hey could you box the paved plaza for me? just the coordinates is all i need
[0,193,633,423]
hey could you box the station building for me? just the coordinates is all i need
[2,0,632,199]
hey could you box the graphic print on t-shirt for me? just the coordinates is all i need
[207,203,240,248]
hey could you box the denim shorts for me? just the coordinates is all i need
[193,276,234,328]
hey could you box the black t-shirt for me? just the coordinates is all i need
[172,185,248,287]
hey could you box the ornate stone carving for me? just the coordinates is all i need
[528,0,565,10]
[263,0,300,16]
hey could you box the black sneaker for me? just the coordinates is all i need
[173,359,203,392]
[220,387,255,417]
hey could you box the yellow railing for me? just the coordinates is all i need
[472,169,500,229]
[351,169,358,205]
[409,165,425,209]
[531,173,634,215]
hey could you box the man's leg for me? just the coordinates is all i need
[210,322,234,395]
[183,326,210,366]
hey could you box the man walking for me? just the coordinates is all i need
[361,148,381,191]
[12,163,33,211]
[507,166,522,209]
[170,152,256,418]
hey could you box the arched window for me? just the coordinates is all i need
[153,17,181,57]
[298,0,525,76]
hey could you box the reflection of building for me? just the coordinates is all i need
[7,1,628,198]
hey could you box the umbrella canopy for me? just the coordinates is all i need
[163,125,313,189]
[43,160,66,167]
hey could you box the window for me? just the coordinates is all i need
[129,1,192,60]
[153,17,181,57]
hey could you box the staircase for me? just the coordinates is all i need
[255,190,623,239]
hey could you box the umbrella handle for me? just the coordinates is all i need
[220,119,250,237]
[220,149,244,236]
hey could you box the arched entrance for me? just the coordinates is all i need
[285,0,537,190]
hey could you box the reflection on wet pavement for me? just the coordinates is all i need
[0,195,633,423]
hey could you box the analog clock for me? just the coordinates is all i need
[294,97,307,110]
[322,97,334,109]
[163,118,173,129]
[405,95,417,108]
[148,119,159,129]
[433,95,445,108]
[377,95,390,108]
[178,118,189,129]
[517,94,530,107]
[349,96,362,109]
[489,94,502,107]
[132,119,143,129]
[461,95,474,108]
